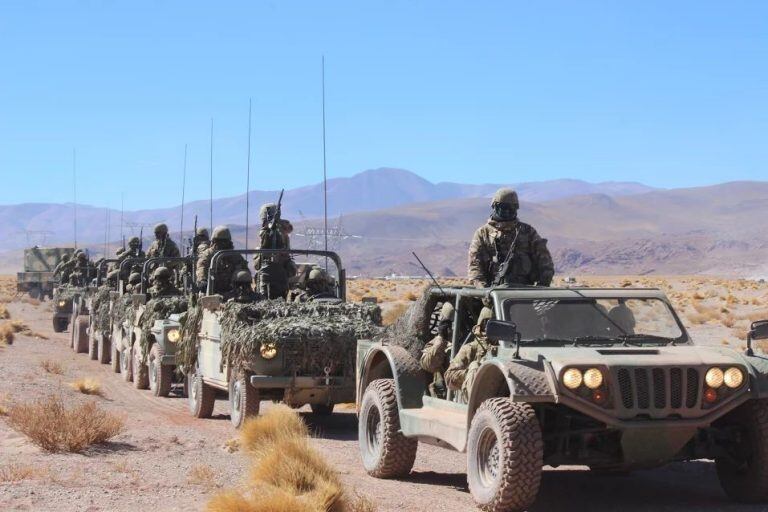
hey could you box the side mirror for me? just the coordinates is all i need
[485,320,518,343]
[746,320,768,356]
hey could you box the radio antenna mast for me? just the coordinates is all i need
[120,192,125,244]
[321,56,329,268]
[72,148,77,249]
[245,98,252,249]
[179,144,187,248]
[103,208,109,257]
[209,117,214,233]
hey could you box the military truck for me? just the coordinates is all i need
[356,286,768,511]
[115,257,190,397]
[17,247,74,300]
[184,249,380,428]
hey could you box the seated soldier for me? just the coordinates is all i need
[148,267,180,298]
[195,226,248,295]
[224,270,262,303]
[291,267,336,302]
[445,306,493,403]
[126,272,142,293]
[419,302,455,398]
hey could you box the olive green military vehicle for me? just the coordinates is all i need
[186,249,379,428]
[356,285,768,511]
[114,257,190,397]
[52,285,78,332]
[17,247,74,300]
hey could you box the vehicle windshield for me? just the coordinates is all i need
[503,297,686,345]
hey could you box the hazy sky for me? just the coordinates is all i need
[1,1,766,209]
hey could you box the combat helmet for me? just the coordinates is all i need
[259,203,277,223]
[61,254,71,262]
[128,237,140,248]
[476,306,494,330]
[491,187,519,221]
[76,251,87,261]
[196,227,209,239]
[233,269,253,285]
[154,223,169,237]
[439,302,455,322]
[308,267,328,283]
[152,266,172,281]
[211,225,231,241]
[128,272,141,285]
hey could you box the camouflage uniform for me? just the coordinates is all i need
[420,302,455,398]
[254,203,296,299]
[468,188,554,288]
[69,252,93,286]
[114,237,146,279]
[195,226,248,294]
[146,223,181,259]
[444,307,493,403]
[193,228,210,254]
[126,272,142,294]
[223,270,261,303]
[290,267,336,303]
[148,267,180,298]
[53,255,71,281]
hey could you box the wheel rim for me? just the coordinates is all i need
[365,405,382,458]
[476,426,501,489]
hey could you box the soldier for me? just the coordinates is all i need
[53,254,71,281]
[444,306,493,403]
[468,188,554,288]
[69,251,92,286]
[193,228,210,254]
[196,225,248,295]
[291,267,336,302]
[254,202,296,299]
[146,223,181,259]
[419,302,455,398]
[148,267,180,298]
[126,272,142,293]
[224,270,261,303]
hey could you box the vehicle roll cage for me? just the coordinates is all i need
[95,258,120,286]
[208,249,346,300]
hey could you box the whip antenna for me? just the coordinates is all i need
[412,251,446,296]
[322,56,329,266]
[179,144,187,249]
[245,98,252,249]
[72,148,77,249]
[209,117,214,233]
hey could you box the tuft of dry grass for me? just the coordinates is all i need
[382,302,409,326]
[0,393,8,416]
[6,395,124,453]
[189,464,218,488]
[0,323,15,345]
[41,359,64,375]
[69,377,102,396]
[0,303,9,319]
[208,405,375,512]
[0,463,47,482]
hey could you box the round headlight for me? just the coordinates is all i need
[563,368,583,389]
[58,300,67,307]
[706,368,724,388]
[166,328,181,343]
[724,367,744,389]
[583,368,604,389]
[260,342,278,360]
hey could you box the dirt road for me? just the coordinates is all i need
[0,299,765,512]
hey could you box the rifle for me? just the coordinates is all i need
[492,227,520,287]
[268,189,285,249]
[191,215,198,257]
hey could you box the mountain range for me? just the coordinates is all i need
[1,168,766,278]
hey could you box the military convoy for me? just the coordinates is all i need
[356,285,768,511]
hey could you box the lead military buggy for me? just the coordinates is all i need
[356,285,768,511]
[181,249,381,428]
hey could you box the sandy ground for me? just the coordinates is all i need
[1,275,767,511]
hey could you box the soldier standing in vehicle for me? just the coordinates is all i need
[444,306,493,403]
[146,223,181,259]
[420,302,455,398]
[148,267,180,298]
[254,202,296,299]
[53,254,71,282]
[192,228,210,253]
[468,188,554,288]
[196,225,248,294]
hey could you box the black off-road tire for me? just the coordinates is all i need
[73,315,90,354]
[98,332,111,365]
[359,379,417,478]
[149,344,172,397]
[229,372,260,428]
[717,399,768,502]
[52,317,67,333]
[132,340,149,390]
[467,398,543,512]
[189,367,215,419]
[311,403,335,416]
[28,287,41,300]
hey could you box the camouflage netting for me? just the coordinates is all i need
[111,294,135,330]
[375,285,440,360]
[176,303,203,373]
[53,285,85,303]
[177,300,383,375]
[137,296,188,362]
[91,286,113,334]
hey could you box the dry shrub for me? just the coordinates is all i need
[189,464,218,488]
[223,438,240,453]
[41,359,64,375]
[382,302,409,326]
[6,395,124,453]
[208,405,374,512]
[69,377,102,396]
[405,291,418,301]
[0,394,8,416]
[686,312,708,325]
[0,324,14,345]
[0,463,45,482]
[0,303,9,319]
[693,291,707,300]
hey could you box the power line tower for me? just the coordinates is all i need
[295,214,360,252]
